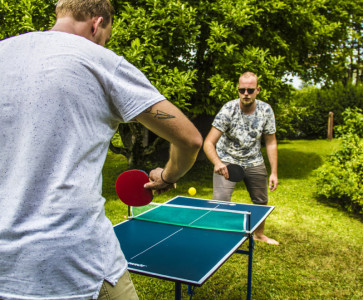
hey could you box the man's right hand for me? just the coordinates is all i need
[144,167,177,195]
[214,162,229,180]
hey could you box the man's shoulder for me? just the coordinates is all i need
[1,31,91,50]
[215,99,239,118]
[221,99,239,110]
[256,100,274,113]
[256,99,270,107]
[0,32,34,45]
[36,31,120,66]
[226,98,240,106]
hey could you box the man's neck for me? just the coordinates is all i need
[240,100,257,115]
[50,17,92,40]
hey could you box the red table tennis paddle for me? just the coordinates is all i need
[115,170,153,206]
[227,164,245,182]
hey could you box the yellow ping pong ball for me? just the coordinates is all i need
[188,187,196,196]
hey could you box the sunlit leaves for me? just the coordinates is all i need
[108,0,200,110]
[315,108,363,215]
[0,0,56,39]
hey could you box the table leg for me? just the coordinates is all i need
[246,236,254,300]
[175,282,181,300]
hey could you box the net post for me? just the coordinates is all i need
[246,210,253,300]
[248,211,251,233]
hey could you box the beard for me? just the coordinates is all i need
[240,97,255,106]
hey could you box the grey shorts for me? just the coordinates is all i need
[213,163,268,204]
[98,270,138,300]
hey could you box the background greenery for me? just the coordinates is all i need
[102,139,363,299]
[1,1,362,297]
[276,84,363,140]
[315,108,363,216]
[1,0,362,167]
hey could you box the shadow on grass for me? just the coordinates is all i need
[271,149,323,179]
[315,196,363,222]
[190,149,324,181]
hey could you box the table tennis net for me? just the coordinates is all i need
[131,203,249,233]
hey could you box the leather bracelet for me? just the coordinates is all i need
[161,170,176,185]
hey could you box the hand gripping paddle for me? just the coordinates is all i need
[115,170,153,206]
[227,164,245,182]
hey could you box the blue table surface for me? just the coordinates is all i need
[113,196,274,285]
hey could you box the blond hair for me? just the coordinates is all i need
[55,0,114,28]
[239,72,259,86]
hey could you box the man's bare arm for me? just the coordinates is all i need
[264,133,278,191]
[136,100,203,190]
[203,127,230,179]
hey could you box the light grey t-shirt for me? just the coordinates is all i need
[212,99,276,167]
[0,31,165,299]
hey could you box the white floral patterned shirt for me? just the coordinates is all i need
[212,99,276,167]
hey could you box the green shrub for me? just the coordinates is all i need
[314,108,363,215]
[275,99,311,139]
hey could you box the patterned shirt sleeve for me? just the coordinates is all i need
[212,101,233,133]
[262,103,276,135]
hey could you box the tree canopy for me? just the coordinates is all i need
[1,0,362,167]
[106,0,362,115]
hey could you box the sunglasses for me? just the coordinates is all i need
[238,88,256,94]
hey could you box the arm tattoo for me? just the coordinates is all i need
[145,108,176,119]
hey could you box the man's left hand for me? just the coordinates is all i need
[269,174,278,191]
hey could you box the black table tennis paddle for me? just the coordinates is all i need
[227,164,245,182]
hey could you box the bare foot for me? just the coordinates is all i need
[254,234,279,245]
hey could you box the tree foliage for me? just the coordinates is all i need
[106,0,362,167]
[1,0,362,167]
[0,0,56,39]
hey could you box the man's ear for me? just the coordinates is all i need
[91,16,104,36]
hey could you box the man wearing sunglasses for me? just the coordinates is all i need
[203,72,279,245]
[0,0,203,299]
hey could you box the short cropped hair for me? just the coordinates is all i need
[55,0,114,28]
[239,72,259,86]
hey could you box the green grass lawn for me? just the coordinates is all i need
[102,139,363,299]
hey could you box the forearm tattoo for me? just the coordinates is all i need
[145,108,176,119]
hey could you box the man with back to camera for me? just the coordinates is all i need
[0,0,203,299]
[203,72,279,245]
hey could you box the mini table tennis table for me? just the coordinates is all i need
[113,196,274,299]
